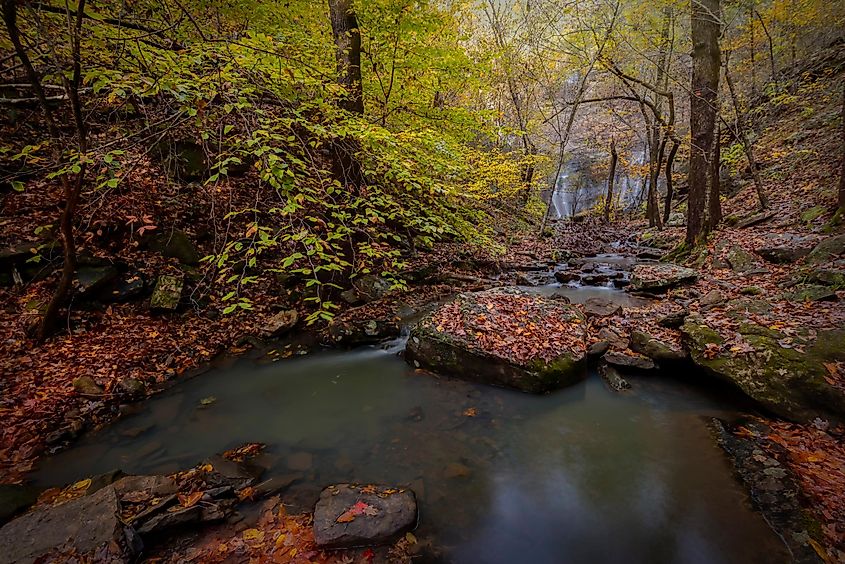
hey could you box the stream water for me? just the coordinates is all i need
[32,283,790,563]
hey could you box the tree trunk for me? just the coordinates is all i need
[605,139,617,221]
[754,10,776,85]
[3,0,87,341]
[709,120,722,230]
[663,138,679,223]
[328,0,363,115]
[724,53,769,209]
[686,0,721,246]
[839,81,845,211]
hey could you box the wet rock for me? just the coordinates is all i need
[554,271,579,284]
[406,288,587,393]
[260,309,299,338]
[116,378,146,400]
[100,270,147,303]
[287,452,313,472]
[112,475,177,500]
[629,263,697,293]
[582,297,622,318]
[324,317,400,347]
[629,331,687,363]
[353,274,393,302]
[0,484,40,524]
[313,484,417,549]
[603,350,656,371]
[150,275,183,311]
[76,265,119,297]
[711,419,825,563]
[254,474,301,498]
[136,505,203,536]
[699,289,725,309]
[781,284,838,302]
[598,362,630,391]
[203,455,264,490]
[682,314,845,422]
[72,376,104,397]
[807,233,845,264]
[0,484,140,563]
[580,273,610,286]
[612,278,630,288]
[145,229,200,265]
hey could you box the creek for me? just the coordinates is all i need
[32,281,789,563]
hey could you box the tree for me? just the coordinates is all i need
[328,0,364,115]
[3,0,88,340]
[605,138,618,221]
[840,81,845,212]
[687,0,722,246]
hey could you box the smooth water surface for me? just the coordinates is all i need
[35,341,788,563]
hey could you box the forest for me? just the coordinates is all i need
[0,0,844,562]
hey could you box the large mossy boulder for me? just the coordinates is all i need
[405,287,587,393]
[807,233,845,264]
[629,263,698,293]
[681,314,845,422]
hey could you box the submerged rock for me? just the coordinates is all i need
[313,484,417,549]
[406,288,587,393]
[598,362,630,391]
[0,484,140,564]
[629,263,698,293]
[682,314,845,422]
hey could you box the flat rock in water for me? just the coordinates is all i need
[603,350,656,371]
[406,287,587,393]
[682,313,845,422]
[313,484,416,549]
[0,485,139,564]
[629,263,697,293]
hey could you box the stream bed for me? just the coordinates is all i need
[33,282,790,563]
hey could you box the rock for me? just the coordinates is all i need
[736,210,776,229]
[603,351,656,371]
[807,234,845,264]
[136,505,203,536]
[100,270,147,303]
[254,474,301,497]
[724,246,760,273]
[153,140,208,181]
[260,309,299,338]
[806,268,845,288]
[324,317,400,347]
[781,285,837,302]
[587,340,610,357]
[0,484,140,563]
[657,309,688,328]
[699,289,725,309]
[612,278,630,288]
[681,314,845,422]
[740,286,763,296]
[636,248,665,260]
[665,212,685,227]
[581,274,610,286]
[0,484,40,524]
[598,362,630,391]
[757,246,812,264]
[597,327,628,350]
[146,229,200,265]
[582,297,622,318]
[629,263,698,293]
[629,331,687,362]
[405,288,587,393]
[313,484,417,549]
[353,274,392,302]
[72,376,104,397]
[287,452,313,472]
[112,475,177,499]
[76,265,119,297]
[116,378,146,399]
[340,288,363,305]
[150,275,183,311]
[203,455,264,490]
[554,271,579,284]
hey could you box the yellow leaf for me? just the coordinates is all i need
[405,532,417,544]
[243,528,265,542]
[275,533,287,547]
[200,463,214,472]
[72,478,91,491]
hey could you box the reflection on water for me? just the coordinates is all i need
[34,346,787,563]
